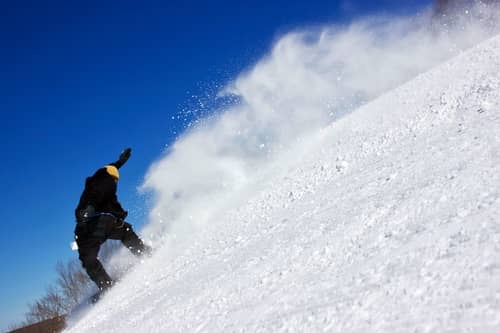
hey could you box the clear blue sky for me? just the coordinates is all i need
[0,0,432,330]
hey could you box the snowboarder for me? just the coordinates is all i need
[74,148,150,293]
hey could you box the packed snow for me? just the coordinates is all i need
[65,10,500,333]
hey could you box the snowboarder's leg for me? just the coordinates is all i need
[108,222,151,256]
[75,218,115,291]
[77,238,113,291]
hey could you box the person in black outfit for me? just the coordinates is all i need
[74,148,150,292]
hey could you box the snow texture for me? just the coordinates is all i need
[65,27,500,333]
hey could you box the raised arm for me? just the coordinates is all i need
[109,147,132,169]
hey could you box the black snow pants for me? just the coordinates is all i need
[74,214,148,291]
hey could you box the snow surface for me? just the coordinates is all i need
[65,32,500,333]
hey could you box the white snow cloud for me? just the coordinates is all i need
[140,2,500,250]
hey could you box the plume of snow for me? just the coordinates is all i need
[139,2,500,250]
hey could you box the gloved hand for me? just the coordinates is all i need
[118,148,132,164]
[114,211,127,229]
[117,210,128,220]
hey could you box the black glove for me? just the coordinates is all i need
[114,211,127,229]
[119,148,132,164]
[117,210,128,220]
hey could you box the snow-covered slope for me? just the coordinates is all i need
[65,33,500,332]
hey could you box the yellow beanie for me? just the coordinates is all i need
[105,165,120,180]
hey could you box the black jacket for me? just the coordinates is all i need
[75,161,127,221]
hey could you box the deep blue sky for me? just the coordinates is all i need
[0,0,432,330]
